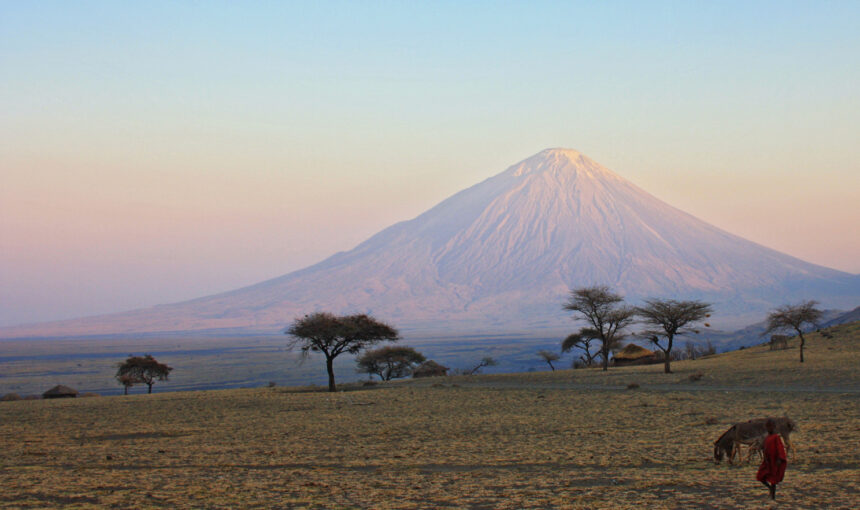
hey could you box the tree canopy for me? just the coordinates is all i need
[561,328,601,367]
[286,312,399,391]
[563,286,635,371]
[116,355,172,394]
[763,300,823,363]
[357,346,425,381]
[636,298,712,373]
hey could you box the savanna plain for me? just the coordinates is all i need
[1,323,858,509]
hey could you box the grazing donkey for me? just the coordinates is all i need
[713,417,796,464]
[746,435,765,463]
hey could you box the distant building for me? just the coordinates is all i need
[42,385,79,399]
[612,344,658,366]
[412,360,449,378]
[770,334,789,350]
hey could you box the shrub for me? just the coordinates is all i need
[0,393,22,402]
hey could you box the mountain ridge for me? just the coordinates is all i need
[3,148,857,338]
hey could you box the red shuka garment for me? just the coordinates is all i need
[756,433,787,485]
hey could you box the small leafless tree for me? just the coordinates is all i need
[682,340,716,360]
[763,300,823,363]
[537,350,560,371]
[561,328,600,367]
[635,299,713,373]
[286,312,399,391]
[465,356,497,375]
[564,286,635,371]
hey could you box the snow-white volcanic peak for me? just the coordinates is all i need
[4,149,858,337]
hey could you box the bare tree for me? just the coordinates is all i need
[286,312,399,391]
[537,350,560,371]
[116,355,172,394]
[357,346,425,381]
[465,356,497,375]
[563,286,635,371]
[636,299,713,373]
[561,328,600,367]
[763,300,823,363]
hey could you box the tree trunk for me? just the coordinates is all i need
[326,357,337,392]
[798,331,806,363]
[549,362,555,371]
[147,383,153,394]
[602,348,609,371]
[123,386,128,395]
[664,336,673,374]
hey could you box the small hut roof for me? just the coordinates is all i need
[417,360,447,370]
[43,385,78,397]
[613,344,655,360]
[413,360,448,375]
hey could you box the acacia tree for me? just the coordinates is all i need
[116,354,172,394]
[465,356,497,375]
[635,298,713,373]
[763,300,823,363]
[537,350,560,371]
[563,286,635,371]
[357,346,425,381]
[116,373,140,395]
[561,328,601,367]
[286,312,399,392]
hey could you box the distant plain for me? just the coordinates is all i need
[0,334,562,397]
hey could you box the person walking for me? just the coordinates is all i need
[756,418,787,500]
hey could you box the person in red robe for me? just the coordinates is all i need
[756,418,787,500]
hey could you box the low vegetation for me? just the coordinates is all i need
[356,346,425,381]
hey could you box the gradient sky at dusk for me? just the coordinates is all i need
[2,1,859,327]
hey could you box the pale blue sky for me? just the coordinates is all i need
[1,1,858,326]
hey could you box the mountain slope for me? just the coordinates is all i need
[4,149,858,337]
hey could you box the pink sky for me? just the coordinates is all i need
[1,2,858,327]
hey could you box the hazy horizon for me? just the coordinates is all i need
[2,2,859,328]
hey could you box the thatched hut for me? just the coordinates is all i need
[42,385,78,399]
[412,360,448,378]
[613,344,658,366]
[770,334,789,350]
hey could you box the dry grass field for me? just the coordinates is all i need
[1,323,858,509]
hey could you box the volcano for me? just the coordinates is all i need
[4,148,858,337]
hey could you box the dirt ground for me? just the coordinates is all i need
[1,384,858,509]
[1,326,858,509]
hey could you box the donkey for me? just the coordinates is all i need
[713,416,795,464]
[746,435,765,463]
